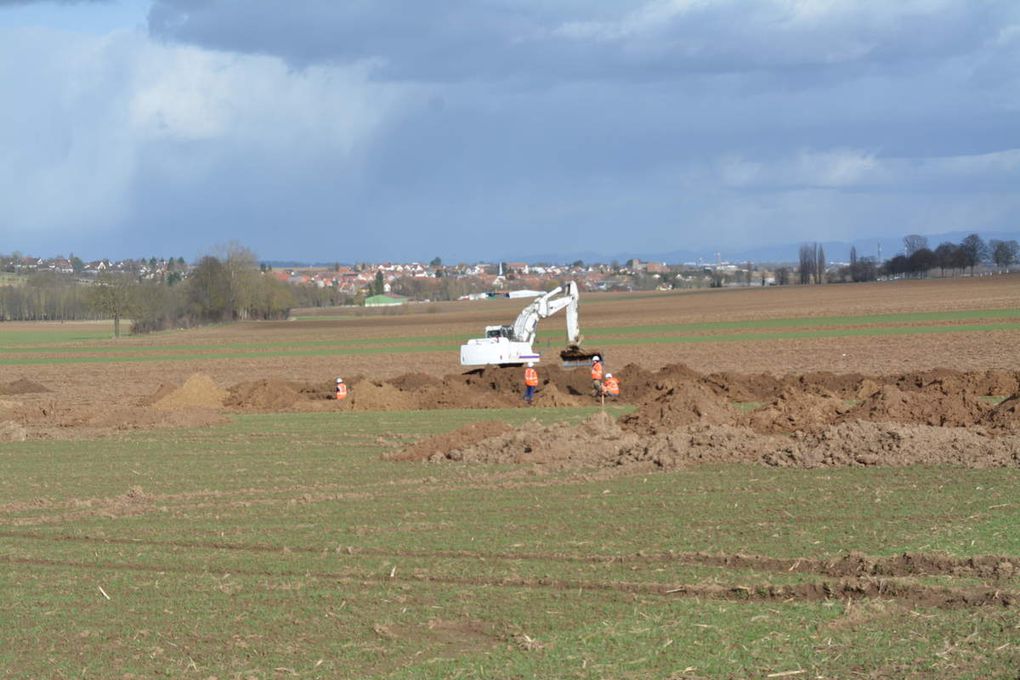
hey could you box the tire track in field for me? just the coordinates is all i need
[2,530,1017,580]
[0,554,1013,610]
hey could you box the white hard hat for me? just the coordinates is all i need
[606,373,613,378]
[592,355,601,362]
[527,361,534,367]
[336,377,343,383]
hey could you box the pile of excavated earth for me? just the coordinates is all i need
[3,366,1020,466]
[382,364,1020,471]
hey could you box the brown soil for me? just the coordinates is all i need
[152,374,228,410]
[386,421,512,462]
[848,383,991,427]
[345,380,419,411]
[225,378,307,410]
[0,379,51,396]
[621,380,737,435]
[747,387,850,433]
[433,413,1020,471]
[987,394,1020,430]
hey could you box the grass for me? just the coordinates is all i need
[1,408,1018,677]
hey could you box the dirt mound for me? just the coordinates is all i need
[388,372,442,391]
[151,374,227,410]
[856,378,883,400]
[974,369,1020,397]
[225,379,307,410]
[784,372,865,399]
[703,371,784,402]
[347,380,419,411]
[849,384,990,427]
[986,395,1020,430]
[767,421,1020,469]
[0,420,28,442]
[386,421,512,462]
[532,382,585,407]
[621,381,737,434]
[0,379,51,396]
[748,387,851,433]
[439,411,639,468]
[426,415,1020,471]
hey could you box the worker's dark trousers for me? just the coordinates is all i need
[524,386,535,403]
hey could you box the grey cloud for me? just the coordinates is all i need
[146,0,1019,82]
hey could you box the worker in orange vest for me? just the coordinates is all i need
[335,377,348,401]
[523,361,539,405]
[590,355,604,397]
[602,372,620,399]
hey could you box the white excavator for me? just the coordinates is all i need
[459,282,600,366]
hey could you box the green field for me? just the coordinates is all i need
[1,308,1018,366]
[2,408,1017,678]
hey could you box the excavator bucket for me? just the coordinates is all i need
[560,345,603,368]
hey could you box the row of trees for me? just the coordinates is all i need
[797,243,826,284]
[883,234,1017,279]
[799,233,1018,285]
[104,246,294,335]
[0,271,102,321]
[0,245,294,335]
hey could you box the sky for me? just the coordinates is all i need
[1,0,1018,263]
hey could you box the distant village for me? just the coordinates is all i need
[1,252,784,307]
[3,232,1013,313]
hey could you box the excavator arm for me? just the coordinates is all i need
[510,282,581,346]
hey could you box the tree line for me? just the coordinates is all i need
[1,245,294,336]
[796,233,1018,285]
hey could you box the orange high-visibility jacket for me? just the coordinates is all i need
[335,384,348,400]
[603,376,620,396]
[591,361,604,380]
[524,367,539,387]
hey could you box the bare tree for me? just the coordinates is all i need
[903,234,929,257]
[814,244,826,284]
[991,239,1019,271]
[959,234,987,275]
[934,242,959,277]
[88,272,137,338]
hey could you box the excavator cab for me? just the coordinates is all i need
[484,325,515,340]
